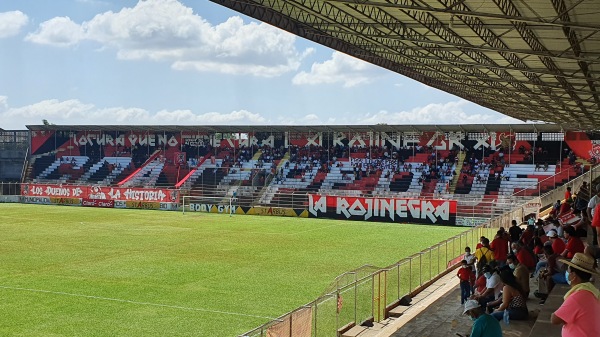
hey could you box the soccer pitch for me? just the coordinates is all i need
[0,204,468,337]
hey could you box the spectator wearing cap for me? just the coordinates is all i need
[548,229,566,259]
[587,184,600,246]
[462,300,502,337]
[551,253,600,336]
[561,226,585,259]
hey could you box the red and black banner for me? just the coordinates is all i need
[21,183,180,203]
[308,195,457,225]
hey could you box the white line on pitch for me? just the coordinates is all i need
[0,285,275,320]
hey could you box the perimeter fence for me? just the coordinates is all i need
[0,182,21,196]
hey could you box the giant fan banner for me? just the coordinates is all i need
[21,183,180,203]
[308,195,457,225]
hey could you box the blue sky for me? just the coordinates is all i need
[0,0,521,130]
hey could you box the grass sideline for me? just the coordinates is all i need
[0,203,468,337]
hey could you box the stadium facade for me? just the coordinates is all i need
[7,124,598,226]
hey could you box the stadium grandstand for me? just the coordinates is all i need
[3,0,600,336]
[17,125,594,214]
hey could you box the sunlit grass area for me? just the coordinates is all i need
[0,204,467,337]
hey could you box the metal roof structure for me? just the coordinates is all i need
[27,124,571,133]
[211,0,600,129]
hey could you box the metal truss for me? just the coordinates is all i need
[211,0,600,128]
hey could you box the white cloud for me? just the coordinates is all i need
[293,51,384,87]
[0,11,29,38]
[25,0,309,77]
[0,97,268,130]
[25,17,84,47]
[355,101,523,124]
[0,96,523,131]
[275,100,523,125]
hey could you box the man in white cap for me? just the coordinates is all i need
[547,229,566,257]
[551,252,600,336]
[462,299,502,337]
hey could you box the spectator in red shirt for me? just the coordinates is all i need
[558,199,573,217]
[547,230,566,256]
[490,230,509,267]
[520,225,535,249]
[511,241,536,270]
[561,226,585,259]
[473,273,487,295]
[457,260,472,304]
[565,186,572,201]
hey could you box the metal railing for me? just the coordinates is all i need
[538,164,600,208]
[0,182,21,196]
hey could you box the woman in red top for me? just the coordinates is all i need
[561,226,585,259]
[473,274,487,295]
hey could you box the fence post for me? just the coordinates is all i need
[445,242,448,274]
[419,254,422,286]
[409,258,412,294]
[313,302,317,337]
[354,272,358,324]
[437,244,440,275]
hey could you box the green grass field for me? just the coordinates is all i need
[0,204,468,337]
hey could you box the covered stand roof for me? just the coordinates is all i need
[211,0,600,129]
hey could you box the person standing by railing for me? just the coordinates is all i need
[458,260,473,305]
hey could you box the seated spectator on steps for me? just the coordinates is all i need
[489,269,529,321]
[507,254,530,298]
[561,225,585,259]
[462,300,502,337]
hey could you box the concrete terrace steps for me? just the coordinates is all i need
[348,265,554,337]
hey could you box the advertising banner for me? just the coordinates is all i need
[82,198,115,208]
[19,196,51,205]
[307,194,457,225]
[50,197,81,206]
[125,201,160,210]
[188,203,238,214]
[21,183,179,203]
